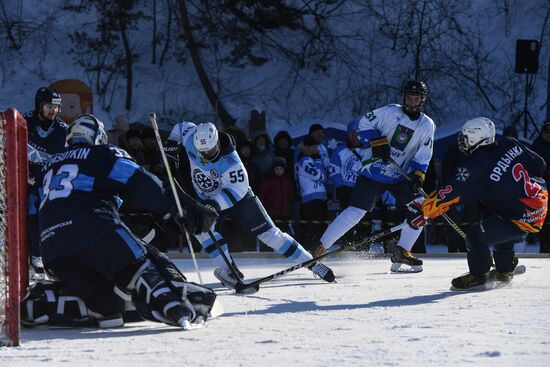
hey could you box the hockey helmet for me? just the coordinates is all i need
[402,80,428,114]
[67,114,108,147]
[193,122,220,161]
[35,87,62,112]
[458,117,496,155]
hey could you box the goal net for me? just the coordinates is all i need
[0,108,28,347]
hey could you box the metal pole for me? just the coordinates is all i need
[524,74,529,138]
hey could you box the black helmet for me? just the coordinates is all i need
[35,87,62,112]
[402,80,428,115]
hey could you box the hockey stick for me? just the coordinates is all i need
[149,113,203,284]
[206,230,260,293]
[235,223,407,293]
[388,158,468,240]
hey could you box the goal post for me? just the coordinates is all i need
[0,108,28,347]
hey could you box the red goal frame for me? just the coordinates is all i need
[0,108,28,347]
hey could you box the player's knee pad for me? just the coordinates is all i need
[20,281,98,328]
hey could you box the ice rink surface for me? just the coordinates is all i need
[2,256,550,367]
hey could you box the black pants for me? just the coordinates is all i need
[45,227,146,316]
[299,199,328,251]
[539,221,550,253]
[466,216,525,276]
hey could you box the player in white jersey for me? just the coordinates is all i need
[313,80,435,272]
[167,122,335,288]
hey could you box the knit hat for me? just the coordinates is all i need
[142,127,156,139]
[273,157,287,169]
[126,128,142,139]
[309,123,324,135]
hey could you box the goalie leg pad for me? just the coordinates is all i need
[20,281,97,327]
[128,260,198,328]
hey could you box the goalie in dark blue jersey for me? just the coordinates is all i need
[23,114,218,330]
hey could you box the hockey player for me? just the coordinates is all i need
[24,87,68,277]
[313,80,435,272]
[25,87,67,160]
[167,122,336,289]
[24,114,218,329]
[409,117,547,289]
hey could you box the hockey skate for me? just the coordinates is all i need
[450,272,489,291]
[390,246,423,273]
[308,262,336,283]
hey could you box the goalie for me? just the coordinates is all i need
[23,114,218,329]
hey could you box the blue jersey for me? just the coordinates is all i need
[329,144,368,188]
[168,122,249,210]
[24,111,68,160]
[29,144,172,263]
[431,138,547,233]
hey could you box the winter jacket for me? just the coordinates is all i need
[259,175,294,217]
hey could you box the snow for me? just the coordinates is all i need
[3,256,550,367]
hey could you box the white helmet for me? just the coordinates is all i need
[458,117,496,155]
[193,122,220,161]
[67,114,108,147]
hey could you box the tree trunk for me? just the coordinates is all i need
[117,1,133,110]
[176,0,235,128]
[152,0,157,64]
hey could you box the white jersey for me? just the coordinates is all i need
[329,144,368,188]
[296,155,327,203]
[357,104,435,184]
[168,122,249,210]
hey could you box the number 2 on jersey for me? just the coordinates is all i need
[512,163,542,198]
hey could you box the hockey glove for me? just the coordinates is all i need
[421,188,461,219]
[164,140,181,170]
[370,137,391,163]
[406,200,428,230]
[409,170,425,193]
[198,199,220,233]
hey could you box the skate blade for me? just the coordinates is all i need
[179,317,205,330]
[390,263,423,273]
[235,283,260,295]
[208,299,224,319]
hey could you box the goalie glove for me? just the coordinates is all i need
[406,200,428,230]
[163,140,181,170]
[370,137,391,163]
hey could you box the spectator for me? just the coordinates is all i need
[107,114,130,148]
[531,122,550,253]
[329,120,370,246]
[259,157,294,232]
[141,127,163,177]
[251,130,275,178]
[296,135,328,251]
[238,139,261,193]
[273,130,295,182]
[125,128,146,165]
